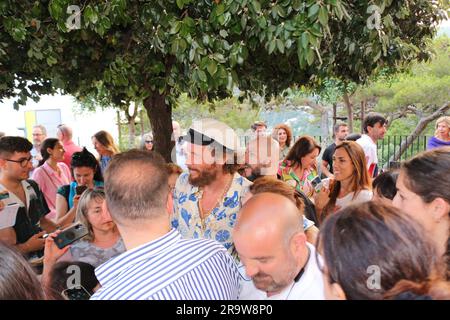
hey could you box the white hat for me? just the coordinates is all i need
[183,118,240,152]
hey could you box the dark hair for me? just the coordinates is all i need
[71,148,103,182]
[316,202,444,300]
[285,135,321,169]
[333,122,348,134]
[320,141,371,222]
[0,242,46,300]
[362,112,387,134]
[372,170,399,200]
[104,149,169,222]
[0,136,32,157]
[38,138,60,167]
[47,261,98,300]
[345,133,361,141]
[401,147,450,281]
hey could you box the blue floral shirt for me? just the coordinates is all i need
[172,172,252,260]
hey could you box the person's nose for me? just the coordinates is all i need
[245,262,259,278]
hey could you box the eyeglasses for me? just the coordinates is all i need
[145,140,153,144]
[2,156,33,168]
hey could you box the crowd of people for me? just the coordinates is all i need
[0,114,449,300]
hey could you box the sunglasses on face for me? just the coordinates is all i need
[145,140,153,144]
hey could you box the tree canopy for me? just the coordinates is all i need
[1,0,447,160]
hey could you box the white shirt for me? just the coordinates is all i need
[238,243,325,300]
[335,190,373,210]
[356,134,378,176]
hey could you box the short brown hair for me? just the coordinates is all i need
[104,150,168,222]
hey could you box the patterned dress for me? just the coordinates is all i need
[278,160,318,199]
[172,172,252,260]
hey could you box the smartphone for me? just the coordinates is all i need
[54,223,89,249]
[75,185,88,195]
[62,286,92,300]
[310,176,323,192]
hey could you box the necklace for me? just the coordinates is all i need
[198,176,234,230]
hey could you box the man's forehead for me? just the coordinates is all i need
[10,151,31,159]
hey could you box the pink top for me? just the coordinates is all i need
[62,140,82,169]
[32,162,71,220]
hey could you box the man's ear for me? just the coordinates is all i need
[430,198,450,223]
[291,232,307,255]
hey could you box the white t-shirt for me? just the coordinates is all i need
[335,190,373,210]
[356,134,378,177]
[238,243,325,300]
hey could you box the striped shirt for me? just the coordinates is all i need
[91,229,240,300]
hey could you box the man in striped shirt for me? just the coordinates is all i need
[91,150,240,300]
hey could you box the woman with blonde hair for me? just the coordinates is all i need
[60,188,125,267]
[427,116,450,150]
[272,124,293,160]
[314,141,372,223]
[92,130,120,174]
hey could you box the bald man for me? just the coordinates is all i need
[234,193,324,300]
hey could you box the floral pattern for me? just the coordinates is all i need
[172,172,251,260]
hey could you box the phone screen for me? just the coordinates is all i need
[62,287,91,300]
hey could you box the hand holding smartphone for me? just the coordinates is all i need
[75,185,88,195]
[53,223,88,249]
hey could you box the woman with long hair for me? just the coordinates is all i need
[317,202,449,300]
[314,141,372,223]
[393,147,450,280]
[32,138,71,220]
[92,130,119,174]
[278,135,321,199]
[272,124,293,160]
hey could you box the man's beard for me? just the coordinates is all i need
[188,165,221,187]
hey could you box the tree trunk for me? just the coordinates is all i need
[386,102,450,167]
[116,110,122,146]
[343,92,354,133]
[360,100,366,133]
[144,92,174,162]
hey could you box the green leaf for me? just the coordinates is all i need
[207,60,218,76]
[252,0,261,13]
[318,7,328,26]
[308,4,320,18]
[219,29,228,38]
[276,39,284,54]
[46,56,57,66]
[176,0,184,10]
[268,39,276,54]
[301,32,309,49]
[306,47,315,65]
[216,3,225,16]
[349,42,355,55]
[170,21,181,34]
[198,69,207,82]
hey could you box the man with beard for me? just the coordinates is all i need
[244,135,280,182]
[171,118,252,260]
[234,192,324,300]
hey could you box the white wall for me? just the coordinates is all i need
[0,94,117,157]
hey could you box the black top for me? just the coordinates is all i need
[13,180,50,245]
[322,143,336,175]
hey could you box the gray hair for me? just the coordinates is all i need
[33,124,47,136]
